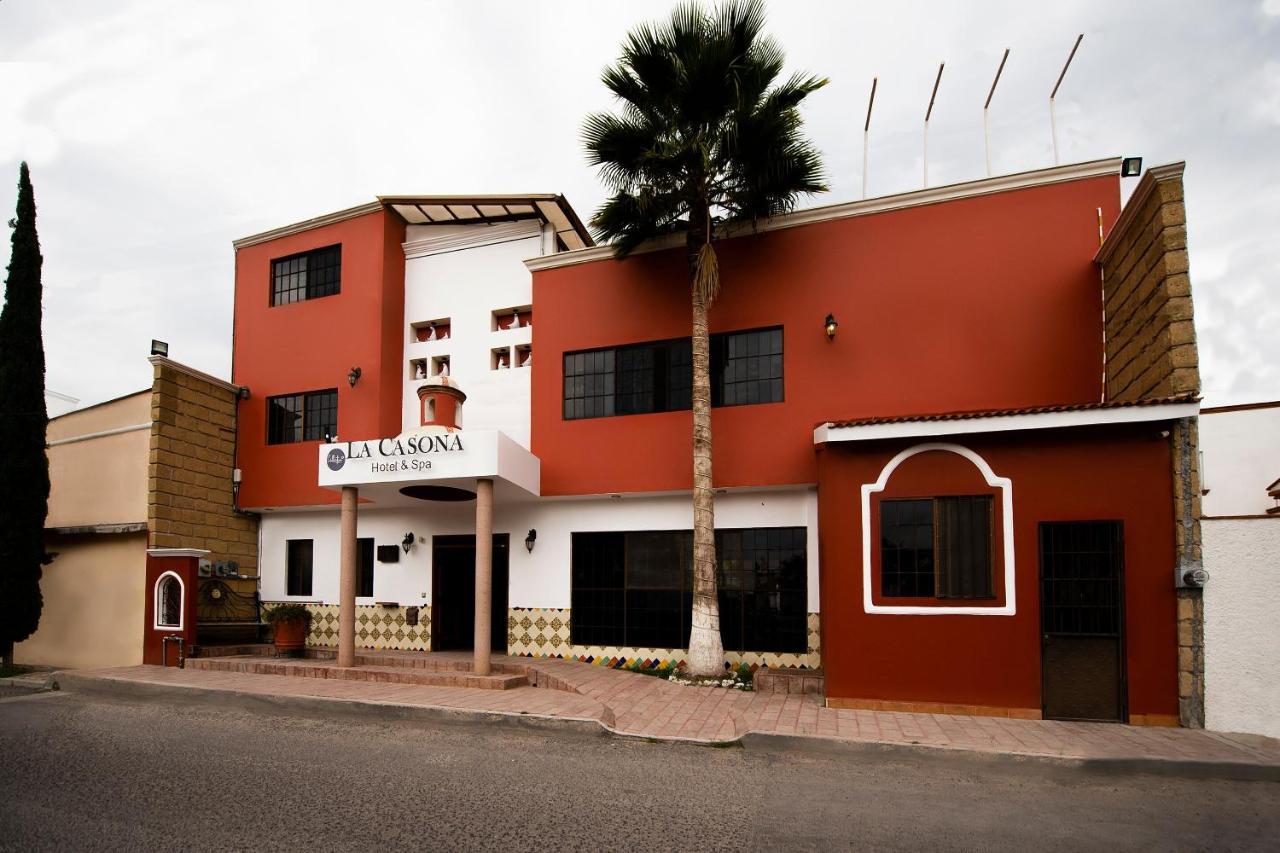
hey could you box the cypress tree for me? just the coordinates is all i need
[0,162,51,668]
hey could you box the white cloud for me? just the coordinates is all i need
[0,0,1277,406]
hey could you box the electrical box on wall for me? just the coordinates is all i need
[376,545,400,563]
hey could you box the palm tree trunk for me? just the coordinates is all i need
[686,230,723,678]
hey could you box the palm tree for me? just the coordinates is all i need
[583,0,827,677]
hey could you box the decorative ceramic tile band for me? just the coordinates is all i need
[262,602,432,652]
[507,608,821,671]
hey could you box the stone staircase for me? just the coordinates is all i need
[185,650,531,690]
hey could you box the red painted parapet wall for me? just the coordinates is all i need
[531,175,1120,496]
[232,209,406,509]
[816,424,1178,721]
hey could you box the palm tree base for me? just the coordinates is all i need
[686,624,725,678]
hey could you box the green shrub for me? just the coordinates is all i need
[262,603,311,624]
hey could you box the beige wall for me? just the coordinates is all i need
[15,533,146,668]
[47,392,150,529]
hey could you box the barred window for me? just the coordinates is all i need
[880,496,993,599]
[271,245,341,306]
[563,327,779,420]
[267,389,338,445]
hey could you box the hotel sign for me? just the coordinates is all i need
[316,429,540,497]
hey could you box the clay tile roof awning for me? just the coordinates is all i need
[379,194,594,251]
[815,395,1201,444]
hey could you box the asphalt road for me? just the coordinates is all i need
[0,689,1276,852]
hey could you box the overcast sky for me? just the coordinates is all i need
[2,0,1277,410]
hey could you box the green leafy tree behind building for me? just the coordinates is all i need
[0,162,51,668]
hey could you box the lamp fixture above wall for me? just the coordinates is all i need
[824,314,839,341]
[525,529,537,553]
[402,532,415,553]
[150,339,169,357]
[1121,156,1143,178]
[348,366,363,387]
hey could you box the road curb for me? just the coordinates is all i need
[739,731,1280,783]
[52,671,610,740]
[51,671,1280,782]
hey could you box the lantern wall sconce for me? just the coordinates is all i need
[824,314,839,340]
[401,532,415,553]
[525,529,537,553]
[348,366,363,387]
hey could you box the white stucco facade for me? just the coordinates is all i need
[259,487,821,613]
[1203,517,1280,739]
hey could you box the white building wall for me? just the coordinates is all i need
[400,223,546,447]
[1203,517,1280,739]
[1199,404,1280,517]
[259,487,821,612]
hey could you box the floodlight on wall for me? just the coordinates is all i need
[348,366,363,387]
[401,532,415,553]
[1121,157,1143,178]
[824,314,839,341]
[150,339,169,357]
[525,529,537,553]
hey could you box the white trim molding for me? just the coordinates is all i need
[47,422,151,447]
[1095,161,1186,265]
[153,570,185,631]
[147,548,211,559]
[861,443,1016,616]
[233,201,383,249]
[526,157,1122,273]
[816,401,1200,445]
[148,356,242,395]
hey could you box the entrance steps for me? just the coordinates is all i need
[752,668,824,696]
[185,653,530,690]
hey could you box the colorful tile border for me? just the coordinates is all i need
[507,608,821,671]
[262,602,432,652]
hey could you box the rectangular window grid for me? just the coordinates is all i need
[880,496,993,600]
[286,539,313,597]
[271,245,341,306]
[562,328,779,420]
[570,527,806,654]
[267,389,337,445]
[1039,521,1123,637]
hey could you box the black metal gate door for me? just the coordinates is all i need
[1039,521,1126,722]
[431,534,509,652]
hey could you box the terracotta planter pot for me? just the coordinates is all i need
[272,617,308,656]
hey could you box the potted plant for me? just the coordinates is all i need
[264,604,311,656]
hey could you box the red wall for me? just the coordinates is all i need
[232,209,406,508]
[816,425,1178,719]
[531,175,1120,496]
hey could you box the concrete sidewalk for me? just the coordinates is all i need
[53,655,1280,780]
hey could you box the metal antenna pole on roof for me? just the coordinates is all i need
[1050,34,1083,165]
[862,77,878,199]
[984,48,1010,177]
[923,63,944,188]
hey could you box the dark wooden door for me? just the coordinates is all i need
[1039,521,1126,722]
[431,534,509,652]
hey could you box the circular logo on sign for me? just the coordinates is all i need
[326,447,346,471]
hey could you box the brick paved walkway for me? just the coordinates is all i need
[61,654,1280,771]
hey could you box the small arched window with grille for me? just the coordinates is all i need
[155,572,184,630]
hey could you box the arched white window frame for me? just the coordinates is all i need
[153,571,185,631]
[861,442,1016,616]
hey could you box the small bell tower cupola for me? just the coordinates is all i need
[416,375,466,431]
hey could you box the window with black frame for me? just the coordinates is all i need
[570,527,807,653]
[562,327,780,420]
[286,539,313,597]
[271,245,341,306]
[267,389,338,444]
[880,496,994,599]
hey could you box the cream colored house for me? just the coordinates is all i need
[16,357,259,669]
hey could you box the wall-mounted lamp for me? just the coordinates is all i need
[1121,156,1143,178]
[401,532,415,553]
[824,314,839,341]
[237,386,251,400]
[525,529,537,553]
[150,339,169,357]
[348,366,363,387]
